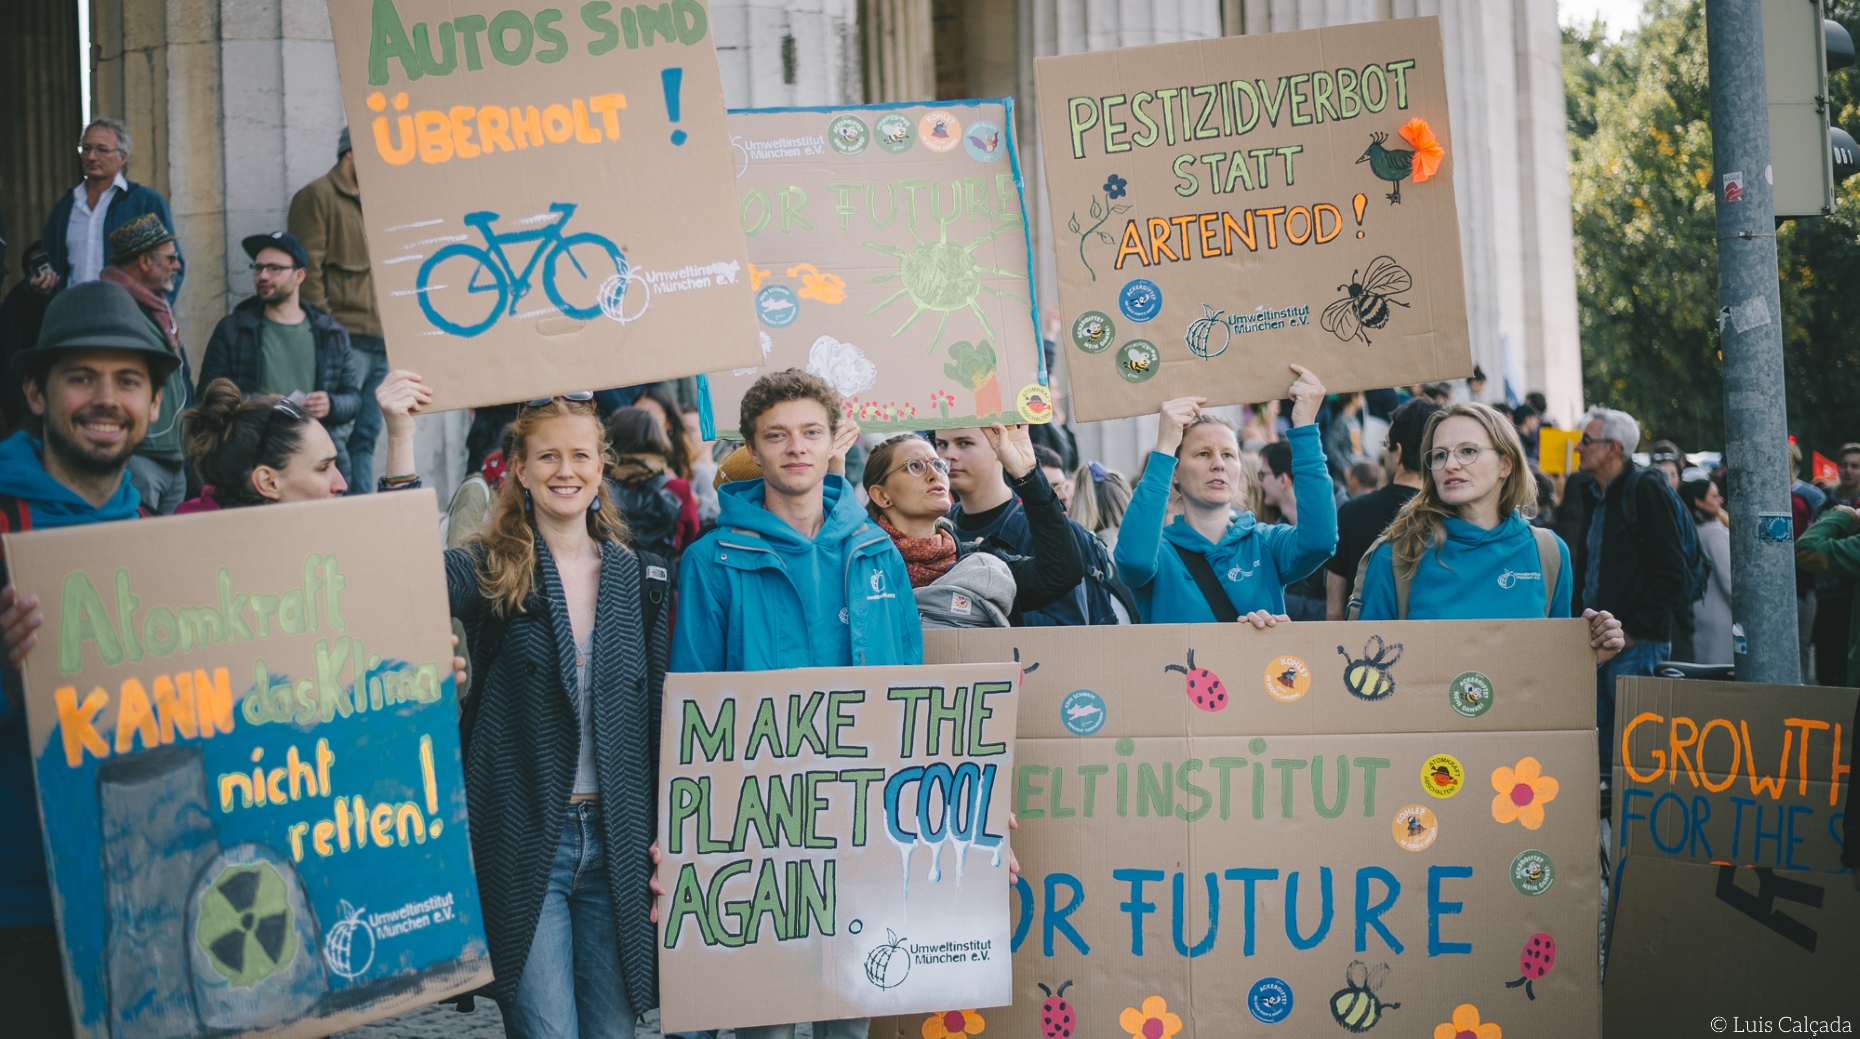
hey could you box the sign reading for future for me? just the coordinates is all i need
[327,0,761,410]
[1036,16,1472,421]
[3,492,489,1039]
[657,663,1020,1032]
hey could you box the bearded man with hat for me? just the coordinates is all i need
[0,280,179,1037]
[100,212,192,513]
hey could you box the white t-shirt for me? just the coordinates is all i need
[65,173,128,285]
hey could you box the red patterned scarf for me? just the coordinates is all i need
[100,265,181,353]
[878,515,958,588]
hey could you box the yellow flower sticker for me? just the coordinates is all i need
[1120,995,1183,1039]
[1490,757,1559,830]
[1433,1002,1502,1039]
[922,1009,985,1038]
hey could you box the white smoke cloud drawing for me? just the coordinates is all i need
[806,335,878,397]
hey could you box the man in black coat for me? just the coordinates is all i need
[198,232,362,483]
[1569,406,1692,792]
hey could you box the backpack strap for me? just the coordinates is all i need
[0,493,30,571]
[1346,536,1409,621]
[1529,525,1561,617]
[1169,543,1241,623]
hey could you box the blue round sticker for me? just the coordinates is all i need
[756,284,800,328]
[1060,689,1106,736]
[1119,279,1162,323]
[1248,977,1293,1024]
[963,120,1006,162]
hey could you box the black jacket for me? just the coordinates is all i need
[950,468,1091,624]
[445,538,666,1010]
[1566,463,1692,642]
[198,296,361,427]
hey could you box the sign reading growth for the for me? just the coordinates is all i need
[1035,16,1472,421]
[2,492,489,1039]
[327,0,760,409]
[702,102,1045,440]
[657,664,1020,1031]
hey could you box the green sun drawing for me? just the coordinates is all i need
[864,219,1027,356]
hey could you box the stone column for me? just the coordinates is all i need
[0,0,82,297]
[714,0,864,108]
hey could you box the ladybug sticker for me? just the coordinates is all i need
[1164,649,1228,711]
[1037,980,1075,1038]
[1505,933,1557,999]
[1421,753,1464,799]
[1263,655,1311,702]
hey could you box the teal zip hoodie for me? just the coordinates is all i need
[1356,513,1573,620]
[672,474,922,672]
[1114,423,1337,622]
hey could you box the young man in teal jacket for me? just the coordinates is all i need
[1115,365,1337,623]
[667,370,919,1039]
[671,369,921,673]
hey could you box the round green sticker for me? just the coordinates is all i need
[1449,671,1495,717]
[1115,340,1160,383]
[1071,310,1116,354]
[828,115,869,155]
[874,113,914,153]
[1511,849,1555,896]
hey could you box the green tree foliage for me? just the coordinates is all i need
[1567,0,1860,462]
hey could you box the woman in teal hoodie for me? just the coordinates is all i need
[1354,403,1625,657]
[1115,364,1337,623]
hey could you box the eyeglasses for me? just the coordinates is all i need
[880,456,950,482]
[1577,434,1614,449]
[522,391,596,408]
[249,262,297,276]
[77,144,122,155]
[1425,444,1493,470]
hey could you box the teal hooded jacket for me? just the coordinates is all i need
[1355,514,1573,620]
[1115,423,1337,622]
[672,474,923,672]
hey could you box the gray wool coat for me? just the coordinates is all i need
[444,536,666,1010]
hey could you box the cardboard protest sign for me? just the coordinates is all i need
[656,663,1020,1031]
[871,621,1600,1039]
[1606,677,1856,1034]
[2,492,489,1039]
[327,0,760,409]
[698,102,1046,440]
[1034,17,1471,422]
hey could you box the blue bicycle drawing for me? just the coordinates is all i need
[416,202,628,337]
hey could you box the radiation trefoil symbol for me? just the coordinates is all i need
[195,862,297,988]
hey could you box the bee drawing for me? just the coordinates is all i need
[883,122,911,146]
[1124,353,1152,374]
[1321,255,1413,345]
[835,123,863,147]
[1337,634,1403,701]
[1330,961,1400,1033]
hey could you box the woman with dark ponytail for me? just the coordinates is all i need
[176,378,348,511]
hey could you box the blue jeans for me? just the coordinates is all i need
[504,803,635,1039]
[1597,638,1670,782]
[738,1021,870,1039]
[345,339,389,492]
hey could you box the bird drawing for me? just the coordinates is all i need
[1356,118,1445,205]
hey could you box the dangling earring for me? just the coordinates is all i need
[588,494,602,513]
[523,488,533,512]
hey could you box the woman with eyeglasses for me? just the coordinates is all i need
[860,424,1082,627]
[1115,365,1336,627]
[376,370,666,1039]
[175,378,348,511]
[1352,403,1626,658]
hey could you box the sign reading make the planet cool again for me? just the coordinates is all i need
[2,492,489,1039]
[657,663,1020,1032]
[867,622,1599,1039]
[326,0,760,409]
[1035,16,1472,422]
[702,102,1046,440]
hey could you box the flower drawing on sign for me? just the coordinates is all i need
[1398,118,1445,182]
[1068,176,1133,282]
[788,263,848,303]
[922,1009,986,1038]
[1433,1003,1502,1039]
[1490,757,1558,830]
[1120,996,1183,1039]
[930,390,957,418]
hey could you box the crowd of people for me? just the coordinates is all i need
[0,119,1855,1039]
